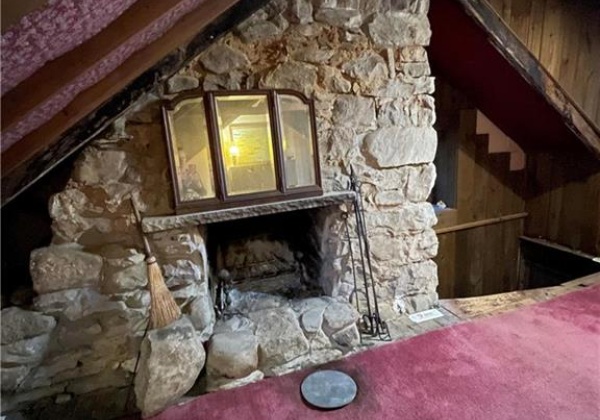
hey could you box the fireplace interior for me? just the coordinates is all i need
[206,210,323,299]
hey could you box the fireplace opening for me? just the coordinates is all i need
[206,209,325,300]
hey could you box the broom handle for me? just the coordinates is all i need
[131,199,154,258]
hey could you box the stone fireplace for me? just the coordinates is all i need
[1,0,439,417]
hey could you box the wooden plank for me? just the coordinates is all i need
[1,1,271,208]
[452,0,600,157]
[1,0,189,132]
[526,0,546,59]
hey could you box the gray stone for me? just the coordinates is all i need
[203,71,245,91]
[321,66,351,93]
[103,262,147,294]
[73,148,128,185]
[292,44,335,64]
[166,75,199,94]
[1,334,51,365]
[362,126,437,168]
[267,348,343,376]
[330,324,360,349]
[370,229,438,267]
[55,393,72,404]
[1,307,56,345]
[207,332,258,379]
[118,289,151,309]
[135,317,204,417]
[206,370,264,392]
[332,95,376,131]
[213,315,255,335]
[406,163,436,202]
[400,46,428,62]
[368,12,431,47]
[342,52,388,83]
[30,244,103,294]
[314,8,362,29]
[1,365,31,392]
[66,369,130,395]
[1,384,66,412]
[322,302,358,333]
[301,307,324,334]
[377,79,416,98]
[228,290,286,313]
[402,62,430,77]
[260,61,318,96]
[34,288,127,321]
[365,203,437,234]
[186,294,215,342]
[238,18,283,43]
[250,307,309,369]
[200,44,249,74]
[287,0,313,24]
[377,99,408,128]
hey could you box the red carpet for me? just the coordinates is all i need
[153,286,600,420]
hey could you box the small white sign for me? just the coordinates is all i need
[409,308,445,324]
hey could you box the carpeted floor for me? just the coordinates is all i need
[152,285,600,420]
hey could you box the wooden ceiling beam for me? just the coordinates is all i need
[454,0,600,158]
[1,0,267,206]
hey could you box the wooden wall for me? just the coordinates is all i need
[525,152,600,256]
[487,0,600,126]
[434,79,527,299]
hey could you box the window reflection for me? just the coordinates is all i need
[214,95,277,196]
[167,98,215,201]
[278,95,316,188]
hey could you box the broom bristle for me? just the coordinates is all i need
[146,258,181,329]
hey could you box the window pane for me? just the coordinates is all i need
[167,97,216,201]
[214,95,277,196]
[278,94,316,188]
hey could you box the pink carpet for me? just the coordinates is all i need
[153,286,600,420]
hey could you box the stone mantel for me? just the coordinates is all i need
[141,192,356,233]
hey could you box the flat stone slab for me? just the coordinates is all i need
[142,192,356,233]
[301,370,357,409]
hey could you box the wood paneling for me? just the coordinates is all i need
[434,78,527,299]
[487,0,600,127]
[525,152,600,256]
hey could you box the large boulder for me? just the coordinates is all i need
[134,317,204,418]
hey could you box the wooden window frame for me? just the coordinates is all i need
[162,89,322,214]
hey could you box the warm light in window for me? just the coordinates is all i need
[229,145,240,157]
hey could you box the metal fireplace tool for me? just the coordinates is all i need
[345,166,391,341]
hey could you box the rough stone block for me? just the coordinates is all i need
[72,148,128,185]
[134,317,204,418]
[249,307,309,369]
[200,44,249,74]
[322,302,359,333]
[314,8,362,29]
[1,365,31,392]
[368,12,431,47]
[165,75,199,94]
[34,288,127,321]
[363,126,437,167]
[260,61,318,96]
[30,244,103,294]
[332,95,376,131]
[1,307,56,345]
[365,203,437,234]
[1,334,51,365]
[207,332,259,379]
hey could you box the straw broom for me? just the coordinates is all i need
[131,200,181,329]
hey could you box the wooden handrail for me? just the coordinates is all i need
[435,212,528,235]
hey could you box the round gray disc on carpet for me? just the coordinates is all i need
[301,370,357,409]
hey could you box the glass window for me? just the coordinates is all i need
[214,95,277,196]
[167,97,216,201]
[278,94,316,188]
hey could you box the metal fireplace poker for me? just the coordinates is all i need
[347,165,391,341]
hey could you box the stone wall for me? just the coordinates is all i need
[1,0,438,416]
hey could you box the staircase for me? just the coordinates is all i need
[474,111,526,172]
